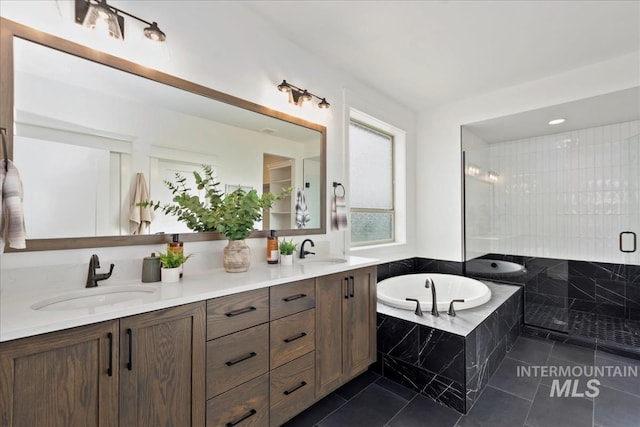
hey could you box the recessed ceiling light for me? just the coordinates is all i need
[548,118,566,125]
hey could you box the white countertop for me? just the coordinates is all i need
[0,256,378,342]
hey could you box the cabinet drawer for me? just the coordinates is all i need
[207,288,269,340]
[207,323,269,398]
[206,373,269,427]
[270,279,315,320]
[270,352,316,427]
[270,308,315,369]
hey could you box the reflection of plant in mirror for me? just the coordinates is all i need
[140,165,291,240]
[279,238,297,255]
[158,250,192,268]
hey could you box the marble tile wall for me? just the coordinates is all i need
[464,253,640,357]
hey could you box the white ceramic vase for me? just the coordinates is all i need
[161,266,181,283]
[280,254,294,266]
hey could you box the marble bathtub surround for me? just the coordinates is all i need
[375,258,522,413]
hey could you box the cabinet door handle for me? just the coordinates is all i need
[107,332,114,377]
[349,276,355,298]
[283,293,307,302]
[344,277,350,299]
[283,332,307,343]
[126,328,133,371]
[226,409,257,427]
[225,352,257,367]
[225,306,256,317]
[284,381,307,396]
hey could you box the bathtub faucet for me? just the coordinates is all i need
[405,298,423,316]
[424,277,439,316]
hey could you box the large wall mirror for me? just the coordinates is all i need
[0,19,326,251]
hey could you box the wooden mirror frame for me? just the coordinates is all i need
[0,18,326,251]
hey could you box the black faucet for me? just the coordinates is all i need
[405,298,423,316]
[424,277,439,316]
[86,254,114,288]
[299,239,315,259]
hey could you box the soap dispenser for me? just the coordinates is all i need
[267,230,279,264]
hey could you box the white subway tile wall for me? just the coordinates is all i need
[484,120,639,264]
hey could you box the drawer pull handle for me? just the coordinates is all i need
[344,277,350,299]
[284,381,307,396]
[226,409,257,427]
[284,332,307,343]
[225,306,256,317]
[225,352,257,366]
[283,293,307,302]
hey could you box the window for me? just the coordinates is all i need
[349,119,395,246]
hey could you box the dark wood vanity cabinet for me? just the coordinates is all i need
[0,302,205,427]
[315,266,377,398]
[0,266,376,427]
[119,303,206,427]
[0,320,119,427]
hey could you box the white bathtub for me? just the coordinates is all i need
[465,259,526,276]
[377,273,491,312]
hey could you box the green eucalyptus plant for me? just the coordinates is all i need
[279,238,297,255]
[141,165,290,241]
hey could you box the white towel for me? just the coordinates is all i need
[129,172,154,235]
[0,159,26,250]
[295,188,310,229]
[331,195,348,231]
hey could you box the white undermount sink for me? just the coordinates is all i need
[31,285,159,311]
[298,257,348,266]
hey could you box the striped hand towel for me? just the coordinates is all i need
[295,188,310,229]
[0,159,27,250]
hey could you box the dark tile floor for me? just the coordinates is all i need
[284,336,640,427]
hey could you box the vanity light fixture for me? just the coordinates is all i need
[277,80,330,109]
[75,0,166,42]
[548,118,566,125]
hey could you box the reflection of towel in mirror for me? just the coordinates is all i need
[331,195,348,231]
[295,188,310,229]
[0,159,26,251]
[129,172,154,235]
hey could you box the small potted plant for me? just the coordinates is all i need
[159,251,192,283]
[279,238,297,266]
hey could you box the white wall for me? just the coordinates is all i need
[0,1,417,273]
[417,52,640,262]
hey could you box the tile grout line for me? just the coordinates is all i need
[521,341,555,426]
[383,394,417,427]
[311,394,350,427]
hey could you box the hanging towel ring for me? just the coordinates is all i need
[1,128,8,172]
[333,182,345,197]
